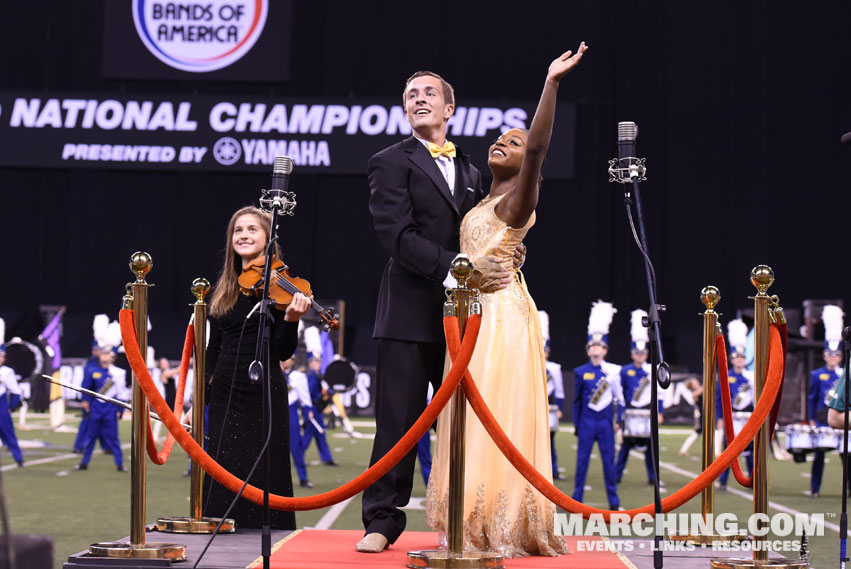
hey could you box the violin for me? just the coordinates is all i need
[238,256,340,331]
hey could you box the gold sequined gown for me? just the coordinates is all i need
[426,194,569,557]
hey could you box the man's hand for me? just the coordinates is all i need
[468,256,512,293]
[512,243,526,270]
[82,400,90,413]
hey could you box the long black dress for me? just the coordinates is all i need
[203,293,298,529]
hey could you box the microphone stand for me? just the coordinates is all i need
[610,155,670,569]
[841,326,850,569]
[249,187,297,569]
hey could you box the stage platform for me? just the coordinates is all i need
[63,529,806,568]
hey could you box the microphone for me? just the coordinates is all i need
[841,131,851,146]
[260,155,297,215]
[270,155,294,193]
[608,122,645,183]
[618,121,638,165]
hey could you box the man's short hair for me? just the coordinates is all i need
[402,71,455,107]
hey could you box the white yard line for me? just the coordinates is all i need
[1,442,132,472]
[306,497,355,530]
[630,450,841,534]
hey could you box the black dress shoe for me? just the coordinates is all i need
[323,460,339,466]
[117,464,128,472]
[74,463,88,471]
[300,480,314,488]
[16,461,24,468]
[554,473,567,481]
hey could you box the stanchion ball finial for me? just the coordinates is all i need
[129,251,153,281]
[191,278,211,301]
[700,286,720,310]
[750,265,774,293]
[450,254,474,288]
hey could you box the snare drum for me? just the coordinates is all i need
[814,426,840,451]
[732,412,751,435]
[623,408,651,442]
[784,424,815,454]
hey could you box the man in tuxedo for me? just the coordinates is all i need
[359,71,515,553]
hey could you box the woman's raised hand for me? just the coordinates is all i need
[547,41,588,83]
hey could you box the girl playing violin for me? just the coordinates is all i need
[203,205,310,529]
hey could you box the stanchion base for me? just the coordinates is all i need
[710,557,808,568]
[88,542,187,561]
[406,549,504,569]
[669,533,748,546]
[155,516,236,534]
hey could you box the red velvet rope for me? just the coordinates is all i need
[119,309,480,511]
[716,322,786,487]
[447,318,786,521]
[145,324,194,465]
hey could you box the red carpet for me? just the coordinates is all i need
[253,529,634,568]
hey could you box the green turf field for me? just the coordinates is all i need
[1,412,844,569]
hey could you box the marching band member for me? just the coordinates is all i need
[540,310,566,481]
[73,315,111,454]
[0,319,24,467]
[616,309,663,485]
[282,355,313,488]
[572,300,623,510]
[716,318,754,490]
[75,339,127,472]
[302,352,338,466]
[807,304,844,498]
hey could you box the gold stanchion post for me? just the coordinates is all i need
[156,278,235,534]
[89,252,186,560]
[406,255,503,569]
[711,266,806,568]
[671,286,742,545]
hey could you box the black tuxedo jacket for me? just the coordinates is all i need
[369,136,484,342]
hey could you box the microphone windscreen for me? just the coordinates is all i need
[618,121,638,142]
[273,155,294,175]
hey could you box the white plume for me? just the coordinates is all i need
[727,318,748,351]
[587,300,616,335]
[92,314,109,345]
[822,305,844,345]
[539,310,550,343]
[104,320,122,350]
[630,309,649,343]
[303,325,322,359]
[0,317,5,346]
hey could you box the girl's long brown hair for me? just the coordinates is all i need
[209,206,283,318]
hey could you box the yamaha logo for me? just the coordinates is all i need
[132,0,268,73]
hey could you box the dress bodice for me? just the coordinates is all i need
[460,194,535,272]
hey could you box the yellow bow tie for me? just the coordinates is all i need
[427,141,457,159]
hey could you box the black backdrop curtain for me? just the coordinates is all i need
[1,1,849,377]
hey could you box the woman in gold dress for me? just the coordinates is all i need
[425,43,588,557]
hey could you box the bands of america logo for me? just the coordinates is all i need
[132,0,268,73]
